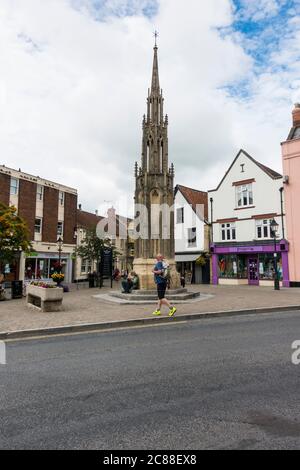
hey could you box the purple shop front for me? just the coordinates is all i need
[211,240,290,287]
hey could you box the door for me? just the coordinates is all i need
[248,257,259,286]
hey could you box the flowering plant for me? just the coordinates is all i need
[30,281,57,289]
[51,273,65,283]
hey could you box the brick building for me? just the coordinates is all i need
[0,165,78,283]
[75,207,134,281]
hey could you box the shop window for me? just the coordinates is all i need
[258,254,282,281]
[218,255,238,279]
[221,223,236,241]
[10,177,19,196]
[236,184,253,208]
[25,259,36,280]
[237,255,248,279]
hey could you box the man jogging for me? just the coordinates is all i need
[152,254,177,317]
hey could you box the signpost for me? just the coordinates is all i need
[100,247,113,289]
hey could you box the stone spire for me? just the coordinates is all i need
[133,39,180,289]
[140,41,168,174]
[151,43,160,95]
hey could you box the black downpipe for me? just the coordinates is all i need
[279,187,285,240]
[210,198,214,244]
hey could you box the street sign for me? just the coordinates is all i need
[100,247,113,288]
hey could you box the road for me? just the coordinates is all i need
[0,311,300,450]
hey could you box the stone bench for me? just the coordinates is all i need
[26,285,63,312]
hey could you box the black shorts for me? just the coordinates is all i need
[157,282,167,300]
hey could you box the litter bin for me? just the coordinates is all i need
[4,282,12,300]
[11,280,23,299]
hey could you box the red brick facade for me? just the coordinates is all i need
[43,187,59,243]
[64,192,78,245]
[18,180,37,239]
[0,173,10,206]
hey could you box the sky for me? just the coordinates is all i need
[0,0,300,216]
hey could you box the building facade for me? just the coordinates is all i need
[208,150,289,287]
[174,185,210,284]
[0,165,77,283]
[75,207,134,281]
[281,104,300,287]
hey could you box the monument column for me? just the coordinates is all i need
[133,39,180,290]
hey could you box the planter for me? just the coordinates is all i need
[26,285,63,312]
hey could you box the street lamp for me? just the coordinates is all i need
[270,219,280,291]
[57,236,63,272]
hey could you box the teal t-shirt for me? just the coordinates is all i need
[154,261,166,285]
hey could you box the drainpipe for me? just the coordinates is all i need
[279,187,285,240]
[210,198,214,244]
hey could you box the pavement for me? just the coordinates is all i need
[1,310,300,450]
[0,284,300,337]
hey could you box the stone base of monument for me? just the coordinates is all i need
[133,258,181,291]
[110,288,200,302]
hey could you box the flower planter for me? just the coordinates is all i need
[26,285,63,312]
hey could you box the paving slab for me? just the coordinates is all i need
[0,284,300,336]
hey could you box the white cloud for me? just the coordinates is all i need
[0,0,299,215]
[235,0,285,21]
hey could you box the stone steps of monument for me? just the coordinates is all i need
[134,288,188,296]
[110,291,200,302]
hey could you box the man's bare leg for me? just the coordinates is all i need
[161,298,172,309]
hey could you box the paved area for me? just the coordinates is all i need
[0,284,300,333]
[1,311,300,449]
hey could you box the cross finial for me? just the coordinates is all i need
[154,30,159,47]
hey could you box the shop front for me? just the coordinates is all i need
[211,241,289,287]
[24,252,73,283]
[0,254,21,282]
[175,253,210,285]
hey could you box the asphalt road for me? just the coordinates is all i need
[0,311,300,450]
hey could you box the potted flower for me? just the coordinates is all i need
[51,272,65,286]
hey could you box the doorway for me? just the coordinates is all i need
[248,257,259,286]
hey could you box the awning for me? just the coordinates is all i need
[175,254,200,263]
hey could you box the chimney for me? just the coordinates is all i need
[292,103,300,127]
[78,204,82,211]
[95,210,98,216]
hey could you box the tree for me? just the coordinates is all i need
[75,228,119,272]
[0,203,31,274]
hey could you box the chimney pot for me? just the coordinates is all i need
[292,103,300,127]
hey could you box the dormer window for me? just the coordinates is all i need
[236,183,253,208]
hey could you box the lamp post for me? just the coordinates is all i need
[57,236,63,272]
[270,219,280,291]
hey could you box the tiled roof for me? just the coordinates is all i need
[252,159,282,180]
[77,209,132,236]
[287,126,300,141]
[175,185,208,220]
[77,210,103,229]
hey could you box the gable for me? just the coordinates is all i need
[209,149,282,193]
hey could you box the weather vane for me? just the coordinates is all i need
[154,30,159,47]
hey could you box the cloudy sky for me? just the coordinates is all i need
[0,0,300,216]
